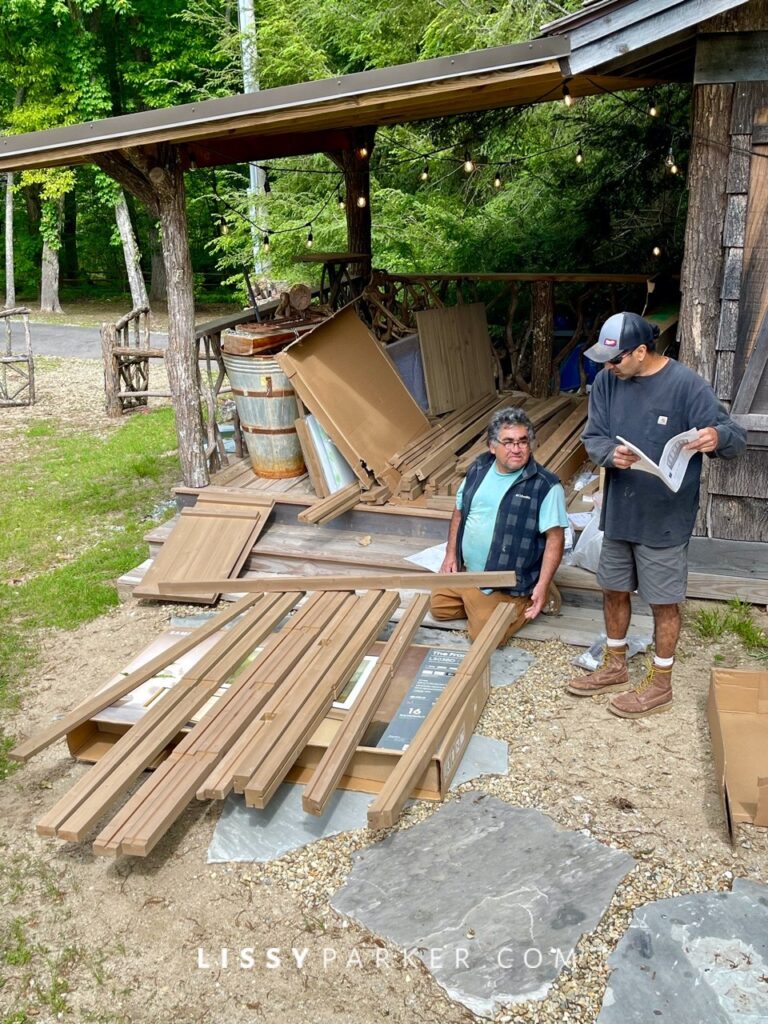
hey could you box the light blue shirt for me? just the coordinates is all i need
[456,464,568,573]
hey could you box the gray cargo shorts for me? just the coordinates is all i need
[597,538,689,605]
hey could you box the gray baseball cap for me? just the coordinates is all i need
[584,312,658,363]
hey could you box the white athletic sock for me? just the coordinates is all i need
[654,655,674,669]
[606,636,627,648]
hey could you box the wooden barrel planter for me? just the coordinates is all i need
[222,353,306,478]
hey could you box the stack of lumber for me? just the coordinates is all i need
[295,391,590,521]
[133,491,274,603]
[11,572,517,857]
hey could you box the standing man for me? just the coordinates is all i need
[567,311,746,717]
[431,406,567,646]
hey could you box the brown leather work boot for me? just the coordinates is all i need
[609,662,673,718]
[566,645,629,696]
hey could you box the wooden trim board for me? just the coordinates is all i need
[151,569,517,596]
[302,594,431,816]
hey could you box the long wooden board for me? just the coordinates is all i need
[150,569,517,597]
[196,595,359,801]
[240,591,400,809]
[37,593,300,842]
[10,593,264,763]
[91,592,348,857]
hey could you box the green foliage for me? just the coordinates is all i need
[692,599,768,658]
[0,0,690,302]
[0,407,180,780]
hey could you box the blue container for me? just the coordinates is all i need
[559,345,599,391]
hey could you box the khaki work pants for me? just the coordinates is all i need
[429,587,531,645]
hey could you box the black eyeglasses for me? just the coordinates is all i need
[607,348,635,366]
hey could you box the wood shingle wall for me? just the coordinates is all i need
[680,1,768,542]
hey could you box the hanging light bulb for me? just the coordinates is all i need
[562,84,573,107]
[356,195,368,208]
[337,192,345,209]
[493,169,502,188]
[263,171,271,194]
[463,150,475,173]
[652,245,662,257]
[420,163,429,181]
[357,145,369,159]
[306,228,314,248]
[665,145,675,168]
[575,146,583,165]
[671,162,679,175]
[649,97,659,117]
[262,233,270,253]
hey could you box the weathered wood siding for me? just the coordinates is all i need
[680,6,768,541]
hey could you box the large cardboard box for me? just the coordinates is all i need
[708,667,768,839]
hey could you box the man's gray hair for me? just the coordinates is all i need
[487,407,535,446]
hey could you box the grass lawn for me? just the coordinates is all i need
[0,406,180,778]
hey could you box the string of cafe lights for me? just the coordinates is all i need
[209,85,687,253]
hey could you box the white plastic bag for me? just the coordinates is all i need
[565,508,603,573]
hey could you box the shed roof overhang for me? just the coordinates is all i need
[541,0,751,79]
[0,36,662,173]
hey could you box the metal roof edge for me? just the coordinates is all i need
[0,37,568,163]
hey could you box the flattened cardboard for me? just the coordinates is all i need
[276,305,429,482]
[708,667,768,839]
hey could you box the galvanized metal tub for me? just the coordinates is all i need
[222,353,306,478]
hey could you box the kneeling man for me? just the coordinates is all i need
[431,407,567,646]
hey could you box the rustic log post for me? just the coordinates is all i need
[96,147,208,487]
[101,321,122,417]
[530,279,554,397]
[149,160,207,487]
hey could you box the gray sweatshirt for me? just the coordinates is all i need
[582,359,747,546]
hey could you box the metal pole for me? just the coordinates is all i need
[237,0,270,281]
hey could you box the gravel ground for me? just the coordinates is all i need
[1,357,766,1024]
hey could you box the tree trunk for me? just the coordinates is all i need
[4,173,15,309]
[115,191,149,310]
[61,188,79,285]
[148,222,167,303]
[150,161,208,487]
[530,280,554,397]
[40,196,63,314]
[97,147,207,487]
[678,84,733,384]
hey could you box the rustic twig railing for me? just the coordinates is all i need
[0,306,35,407]
[362,272,653,397]
[101,306,154,415]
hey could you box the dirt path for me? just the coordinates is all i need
[1,359,766,1024]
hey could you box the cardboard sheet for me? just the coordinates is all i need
[277,305,429,481]
[708,667,768,838]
